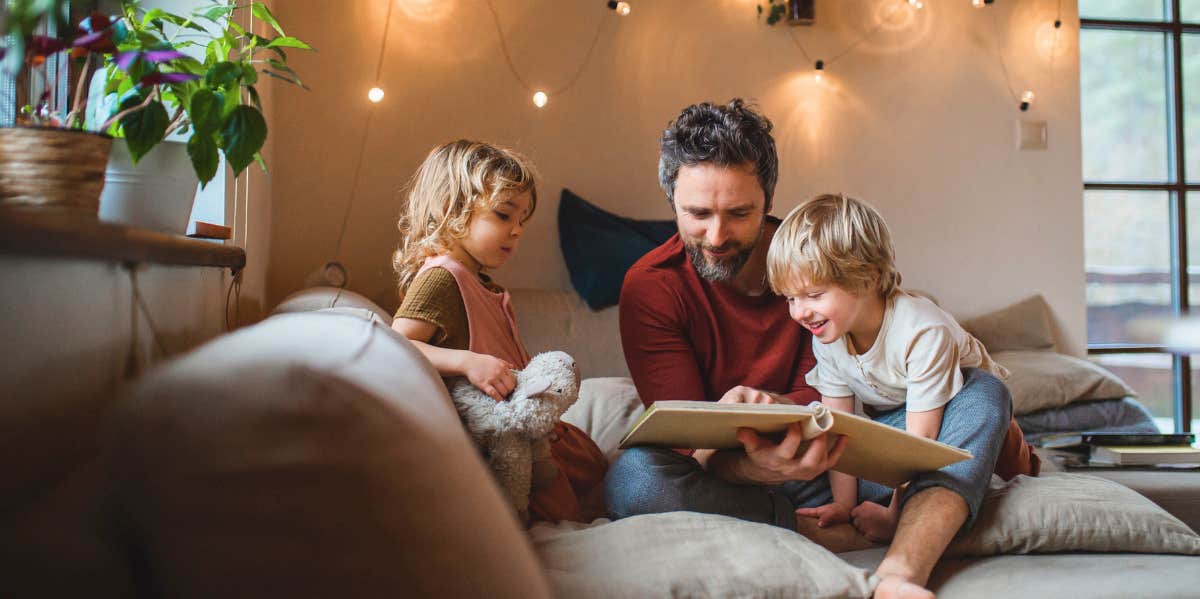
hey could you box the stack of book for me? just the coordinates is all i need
[1041,432,1200,468]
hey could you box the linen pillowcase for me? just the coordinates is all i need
[558,189,675,310]
[994,350,1137,415]
[532,512,877,599]
[563,377,645,462]
[948,473,1200,556]
[961,295,1056,353]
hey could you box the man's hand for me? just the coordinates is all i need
[795,502,853,528]
[731,423,848,484]
[718,385,795,405]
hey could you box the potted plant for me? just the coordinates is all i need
[93,0,313,233]
[0,1,123,217]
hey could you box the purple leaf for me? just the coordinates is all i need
[142,49,186,63]
[73,30,108,47]
[114,50,140,71]
[139,72,200,85]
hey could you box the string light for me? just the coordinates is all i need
[367,87,384,103]
[1020,90,1035,111]
[907,0,923,9]
[607,1,631,16]
[972,0,986,7]
[532,90,549,107]
[814,59,824,81]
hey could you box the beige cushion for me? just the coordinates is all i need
[948,473,1200,557]
[563,377,645,461]
[510,288,628,379]
[994,350,1136,414]
[531,512,877,599]
[273,286,393,322]
[961,295,1056,353]
[107,310,552,598]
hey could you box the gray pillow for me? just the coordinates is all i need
[532,512,877,599]
[563,377,645,462]
[949,473,1200,556]
[961,295,1056,353]
[994,350,1136,415]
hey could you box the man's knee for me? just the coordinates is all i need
[604,447,691,519]
[956,368,1012,420]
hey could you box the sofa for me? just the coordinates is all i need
[6,287,1198,598]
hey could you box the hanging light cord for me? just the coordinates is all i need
[787,0,907,67]
[484,0,609,95]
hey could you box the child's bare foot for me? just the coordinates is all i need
[873,574,935,599]
[795,515,882,553]
[852,501,900,542]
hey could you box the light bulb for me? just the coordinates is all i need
[1021,90,1036,104]
[972,0,985,7]
[616,1,631,16]
[814,59,824,81]
[532,91,548,108]
[367,87,385,103]
[908,0,923,9]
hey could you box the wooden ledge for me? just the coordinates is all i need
[0,210,245,271]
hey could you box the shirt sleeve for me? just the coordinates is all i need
[904,325,965,412]
[394,268,462,346]
[618,270,708,408]
[804,339,854,398]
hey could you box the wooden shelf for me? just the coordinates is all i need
[0,210,245,271]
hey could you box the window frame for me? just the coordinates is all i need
[1082,0,1195,432]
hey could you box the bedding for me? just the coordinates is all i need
[1016,397,1159,443]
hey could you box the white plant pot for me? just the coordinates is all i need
[99,140,200,235]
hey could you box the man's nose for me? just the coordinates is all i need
[706,218,728,248]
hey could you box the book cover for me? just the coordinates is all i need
[618,401,972,488]
[1089,445,1200,466]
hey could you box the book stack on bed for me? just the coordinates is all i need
[1041,432,1200,468]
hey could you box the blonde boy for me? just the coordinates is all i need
[766,193,1028,547]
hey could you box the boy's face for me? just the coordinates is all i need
[784,279,874,345]
[672,162,766,283]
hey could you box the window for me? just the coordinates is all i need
[1081,0,1198,432]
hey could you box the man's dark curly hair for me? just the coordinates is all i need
[658,98,778,211]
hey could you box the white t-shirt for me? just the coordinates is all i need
[804,291,1008,412]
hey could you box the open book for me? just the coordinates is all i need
[619,401,972,488]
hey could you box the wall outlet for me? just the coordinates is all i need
[1018,120,1048,150]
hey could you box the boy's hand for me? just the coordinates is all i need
[462,353,516,401]
[795,502,853,528]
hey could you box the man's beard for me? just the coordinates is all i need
[684,223,763,283]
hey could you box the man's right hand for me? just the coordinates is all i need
[730,423,848,484]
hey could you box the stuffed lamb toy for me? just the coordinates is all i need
[448,351,580,521]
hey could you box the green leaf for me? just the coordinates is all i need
[253,152,269,175]
[266,59,303,87]
[205,61,242,88]
[246,85,262,111]
[120,97,170,164]
[241,63,258,84]
[196,5,235,22]
[266,36,313,50]
[252,2,286,36]
[261,68,306,89]
[187,133,220,186]
[189,89,222,135]
[220,105,267,175]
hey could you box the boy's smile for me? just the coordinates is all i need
[786,281,887,354]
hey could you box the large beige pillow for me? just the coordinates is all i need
[961,295,1056,353]
[949,473,1200,557]
[994,350,1136,415]
[563,377,645,461]
[532,512,877,599]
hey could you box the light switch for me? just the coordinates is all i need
[1018,120,1048,150]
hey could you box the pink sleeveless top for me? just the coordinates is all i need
[415,255,531,368]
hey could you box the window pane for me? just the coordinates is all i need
[1081,30,1170,182]
[1080,0,1166,21]
[1184,0,1200,23]
[1187,35,1200,183]
[1085,190,1171,345]
[1092,353,1173,432]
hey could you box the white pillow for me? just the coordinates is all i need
[564,377,645,461]
[949,473,1200,556]
[532,512,877,599]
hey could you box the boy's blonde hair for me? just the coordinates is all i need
[393,139,537,297]
[767,193,902,298]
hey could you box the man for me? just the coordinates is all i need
[605,99,1014,599]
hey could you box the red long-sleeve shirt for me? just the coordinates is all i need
[619,233,820,408]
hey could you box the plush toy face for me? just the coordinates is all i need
[514,351,580,415]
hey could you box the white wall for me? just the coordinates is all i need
[270,0,1085,355]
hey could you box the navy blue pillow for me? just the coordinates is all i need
[558,189,675,310]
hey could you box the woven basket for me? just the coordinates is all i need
[0,127,113,216]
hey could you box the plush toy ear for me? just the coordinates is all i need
[522,375,553,398]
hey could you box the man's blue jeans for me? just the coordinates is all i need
[605,368,1011,531]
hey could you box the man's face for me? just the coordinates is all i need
[672,162,767,283]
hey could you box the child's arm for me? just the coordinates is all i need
[795,395,857,527]
[906,406,945,440]
[392,317,516,401]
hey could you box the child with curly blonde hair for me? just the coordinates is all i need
[392,139,607,524]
